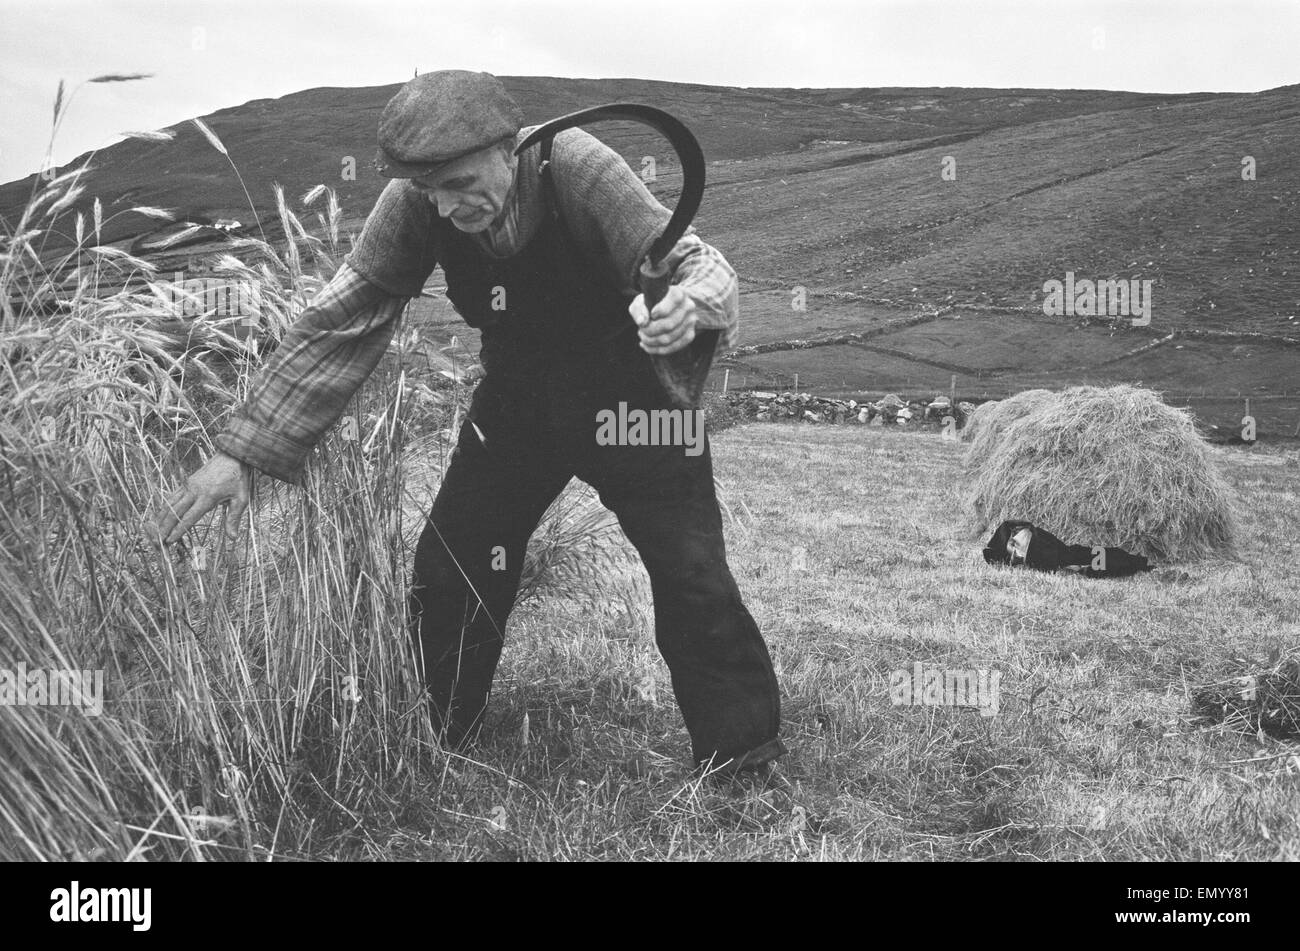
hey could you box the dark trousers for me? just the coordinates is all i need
[407,358,784,768]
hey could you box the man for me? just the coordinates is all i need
[152,70,785,778]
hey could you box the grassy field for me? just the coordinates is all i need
[10,277,1296,859]
[3,77,1296,863]
[345,423,1297,861]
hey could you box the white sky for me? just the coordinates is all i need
[1,0,1297,184]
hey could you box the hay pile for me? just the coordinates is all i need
[960,388,1055,457]
[961,385,1237,562]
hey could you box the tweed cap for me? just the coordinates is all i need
[374,70,523,178]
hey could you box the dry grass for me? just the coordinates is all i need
[0,93,634,860]
[960,384,1239,563]
[1,158,429,858]
[959,387,1055,457]
[331,424,1299,861]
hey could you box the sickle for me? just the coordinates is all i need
[515,103,720,411]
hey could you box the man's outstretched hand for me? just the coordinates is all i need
[629,285,698,355]
[151,451,252,545]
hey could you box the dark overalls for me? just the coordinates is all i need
[408,138,785,770]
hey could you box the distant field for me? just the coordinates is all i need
[703,86,1300,339]
[400,283,1300,437]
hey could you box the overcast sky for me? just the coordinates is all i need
[1,0,1297,185]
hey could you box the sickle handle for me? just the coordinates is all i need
[639,256,672,312]
[639,256,719,411]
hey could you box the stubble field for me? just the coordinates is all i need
[373,424,1299,861]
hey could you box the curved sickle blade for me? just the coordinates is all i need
[515,103,705,265]
[515,103,717,410]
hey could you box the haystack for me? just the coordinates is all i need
[962,384,1237,562]
[959,388,1054,456]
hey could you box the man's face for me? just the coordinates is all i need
[409,142,516,232]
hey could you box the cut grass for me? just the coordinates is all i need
[323,424,1297,861]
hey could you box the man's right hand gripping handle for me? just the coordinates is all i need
[151,451,253,545]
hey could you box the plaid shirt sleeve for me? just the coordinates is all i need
[213,262,408,484]
[342,177,438,297]
[549,128,741,349]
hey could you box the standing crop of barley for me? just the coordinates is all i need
[152,70,786,779]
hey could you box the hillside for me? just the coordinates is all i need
[4,76,1298,436]
[710,84,1300,330]
[0,78,1237,249]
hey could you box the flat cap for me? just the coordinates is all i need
[374,70,523,178]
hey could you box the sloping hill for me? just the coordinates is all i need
[4,76,1297,435]
[709,83,1300,332]
[774,85,1228,133]
[0,77,1230,249]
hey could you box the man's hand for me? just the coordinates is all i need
[151,451,252,545]
[629,285,698,355]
